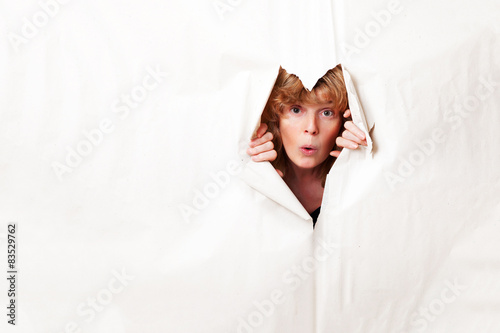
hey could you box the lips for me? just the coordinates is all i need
[300,145,318,156]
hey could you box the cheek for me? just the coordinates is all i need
[323,121,342,146]
[279,120,298,147]
[280,131,295,152]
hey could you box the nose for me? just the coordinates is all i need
[304,113,318,135]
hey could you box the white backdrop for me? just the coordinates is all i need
[1,0,499,332]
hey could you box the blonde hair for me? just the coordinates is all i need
[261,64,349,187]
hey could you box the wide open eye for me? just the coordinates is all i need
[322,110,334,117]
[290,106,301,114]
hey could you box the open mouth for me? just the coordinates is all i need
[300,146,318,155]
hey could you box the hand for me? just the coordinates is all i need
[247,123,284,177]
[330,109,368,158]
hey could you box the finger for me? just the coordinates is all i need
[276,169,284,177]
[249,131,273,148]
[330,149,342,158]
[247,141,274,156]
[344,121,367,143]
[342,129,366,146]
[251,149,277,162]
[343,109,351,118]
[254,123,268,139]
[336,136,358,150]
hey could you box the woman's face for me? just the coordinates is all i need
[279,102,342,171]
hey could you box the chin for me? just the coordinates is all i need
[292,158,321,169]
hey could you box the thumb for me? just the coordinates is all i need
[330,150,341,158]
[276,169,284,178]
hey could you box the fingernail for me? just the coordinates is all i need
[350,143,358,149]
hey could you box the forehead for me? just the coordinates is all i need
[291,101,335,109]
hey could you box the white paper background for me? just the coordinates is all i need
[1,0,499,332]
